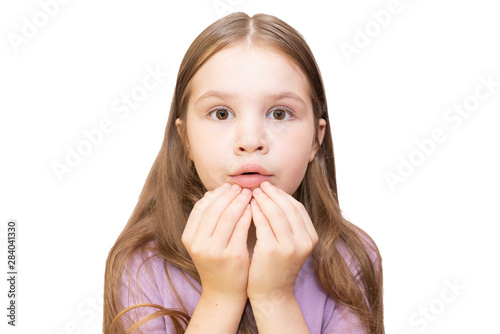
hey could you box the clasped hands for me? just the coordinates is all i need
[182,181,318,304]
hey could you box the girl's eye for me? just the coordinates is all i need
[268,106,293,120]
[208,107,234,120]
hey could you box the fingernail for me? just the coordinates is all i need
[231,183,241,191]
[253,188,262,196]
[221,183,231,189]
[242,188,251,196]
[261,181,271,188]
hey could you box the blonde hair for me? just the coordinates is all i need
[104,12,384,334]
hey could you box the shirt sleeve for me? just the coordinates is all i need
[118,250,168,333]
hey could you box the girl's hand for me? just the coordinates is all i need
[182,183,253,302]
[248,181,318,301]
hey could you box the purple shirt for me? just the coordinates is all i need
[119,235,378,333]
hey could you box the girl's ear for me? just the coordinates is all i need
[309,118,327,162]
[175,118,191,157]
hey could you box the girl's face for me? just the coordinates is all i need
[177,43,326,195]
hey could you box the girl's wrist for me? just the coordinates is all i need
[200,290,248,307]
[247,288,295,305]
[187,292,248,334]
[249,293,309,333]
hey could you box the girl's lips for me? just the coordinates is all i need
[229,164,273,188]
[229,174,272,188]
[231,163,271,176]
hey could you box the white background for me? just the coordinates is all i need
[1,0,499,333]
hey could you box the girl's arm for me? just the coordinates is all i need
[182,183,253,333]
[250,294,310,334]
[185,293,247,334]
[248,181,317,334]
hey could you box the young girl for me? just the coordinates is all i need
[104,12,384,334]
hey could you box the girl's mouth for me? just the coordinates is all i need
[229,173,272,188]
[229,164,273,188]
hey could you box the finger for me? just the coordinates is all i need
[259,181,310,239]
[213,188,252,247]
[252,187,293,242]
[288,196,318,244]
[227,203,252,249]
[250,198,275,244]
[183,183,231,240]
[195,183,244,239]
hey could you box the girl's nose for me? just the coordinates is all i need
[233,118,269,155]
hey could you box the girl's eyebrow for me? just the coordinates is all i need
[195,91,234,105]
[194,90,307,107]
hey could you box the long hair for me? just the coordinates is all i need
[104,12,384,334]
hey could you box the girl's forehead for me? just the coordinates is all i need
[189,44,311,103]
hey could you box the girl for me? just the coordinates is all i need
[104,12,384,334]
